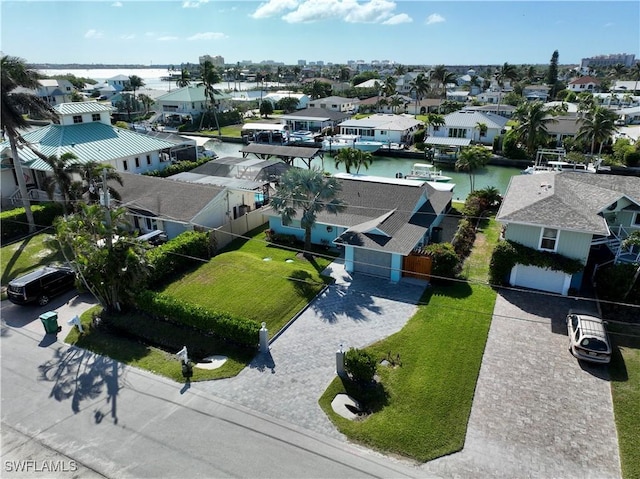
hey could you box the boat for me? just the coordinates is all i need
[322,135,384,153]
[521,160,600,174]
[404,163,452,182]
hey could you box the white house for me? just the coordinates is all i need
[337,114,423,144]
[0,101,177,207]
[263,91,309,110]
[107,74,130,92]
[31,79,76,105]
[308,96,359,113]
[426,109,507,145]
[523,85,551,102]
[155,85,231,121]
[280,108,351,133]
[568,76,600,93]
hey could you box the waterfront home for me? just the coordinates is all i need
[280,108,351,133]
[308,96,359,113]
[0,101,176,208]
[155,85,232,123]
[263,91,309,110]
[337,113,423,145]
[267,173,454,282]
[106,74,130,92]
[523,85,551,102]
[108,172,261,239]
[15,78,76,106]
[426,109,507,146]
[465,104,516,118]
[544,116,580,147]
[496,172,640,295]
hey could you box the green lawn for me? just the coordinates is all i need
[1,233,65,286]
[610,335,640,479]
[319,283,496,462]
[161,226,335,334]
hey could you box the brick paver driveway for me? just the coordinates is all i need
[422,289,621,478]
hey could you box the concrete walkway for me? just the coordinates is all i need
[196,259,428,439]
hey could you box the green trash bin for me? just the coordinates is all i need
[39,311,60,334]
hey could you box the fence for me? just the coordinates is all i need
[210,208,270,251]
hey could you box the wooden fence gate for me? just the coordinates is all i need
[402,254,432,281]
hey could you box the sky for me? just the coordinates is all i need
[1,0,639,66]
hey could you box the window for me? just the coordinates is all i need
[123,160,128,171]
[92,114,101,122]
[634,212,640,226]
[135,157,140,168]
[146,155,151,165]
[448,128,467,139]
[145,217,157,231]
[73,115,83,124]
[540,227,558,251]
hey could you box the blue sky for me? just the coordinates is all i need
[1,0,638,66]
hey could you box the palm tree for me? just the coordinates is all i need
[335,148,358,173]
[353,149,373,174]
[197,60,222,134]
[608,63,628,79]
[455,145,491,192]
[270,168,346,255]
[408,73,429,117]
[424,113,445,136]
[475,122,488,142]
[511,101,558,157]
[383,76,397,97]
[394,64,406,76]
[138,94,154,115]
[494,62,518,116]
[389,95,403,113]
[430,65,456,102]
[42,152,81,214]
[127,75,144,103]
[631,61,640,94]
[1,55,58,232]
[176,67,191,88]
[78,161,123,205]
[576,105,618,155]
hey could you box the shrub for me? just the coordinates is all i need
[1,203,64,243]
[146,231,211,286]
[413,128,426,143]
[144,157,212,178]
[136,290,260,348]
[344,347,377,384]
[424,242,460,282]
[489,240,584,286]
[451,218,476,259]
[624,150,640,167]
[595,263,639,304]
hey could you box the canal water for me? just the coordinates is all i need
[208,140,520,202]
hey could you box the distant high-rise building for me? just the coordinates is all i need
[199,54,225,66]
[316,60,324,66]
[581,53,636,69]
[298,59,306,66]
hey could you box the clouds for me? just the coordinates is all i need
[84,29,104,39]
[251,0,412,24]
[187,32,228,41]
[182,0,209,7]
[426,13,445,25]
[111,2,122,7]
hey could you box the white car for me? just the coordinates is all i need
[566,310,611,364]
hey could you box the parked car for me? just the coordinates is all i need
[566,310,612,364]
[6,266,76,306]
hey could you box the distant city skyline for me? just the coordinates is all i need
[1,1,638,67]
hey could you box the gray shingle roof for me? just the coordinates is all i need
[110,173,225,223]
[497,172,640,234]
[317,177,452,254]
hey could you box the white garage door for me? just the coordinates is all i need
[353,248,391,278]
[510,264,570,295]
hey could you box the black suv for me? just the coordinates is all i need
[7,266,76,306]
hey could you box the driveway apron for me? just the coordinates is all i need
[195,259,427,440]
[421,290,621,478]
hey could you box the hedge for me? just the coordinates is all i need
[1,203,64,243]
[146,230,211,286]
[136,290,260,348]
[489,240,584,286]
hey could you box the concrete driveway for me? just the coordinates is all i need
[421,289,621,478]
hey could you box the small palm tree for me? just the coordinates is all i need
[576,105,618,155]
[1,55,59,232]
[138,94,154,115]
[455,145,491,192]
[270,168,346,255]
[197,60,222,134]
[42,152,82,214]
[335,148,358,174]
[494,62,518,116]
[408,72,429,117]
[475,122,488,142]
[127,75,145,103]
[176,67,191,88]
[512,101,558,157]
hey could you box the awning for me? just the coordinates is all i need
[424,136,471,147]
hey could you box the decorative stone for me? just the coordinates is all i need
[194,355,228,370]
[331,394,362,420]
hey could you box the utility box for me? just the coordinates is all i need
[39,311,60,335]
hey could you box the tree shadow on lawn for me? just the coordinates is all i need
[38,346,125,423]
[289,270,330,301]
[421,281,474,302]
[338,375,389,415]
[1,235,63,285]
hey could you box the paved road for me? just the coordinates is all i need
[1,293,425,479]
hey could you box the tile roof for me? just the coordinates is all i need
[3,123,175,170]
[497,172,640,234]
[53,101,114,115]
[569,76,600,85]
[110,172,225,223]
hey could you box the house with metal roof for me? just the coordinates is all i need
[426,109,507,146]
[155,85,232,122]
[0,101,177,207]
[308,96,359,113]
[337,113,423,144]
[267,173,454,282]
[496,172,640,295]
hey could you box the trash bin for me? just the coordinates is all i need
[39,311,60,335]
